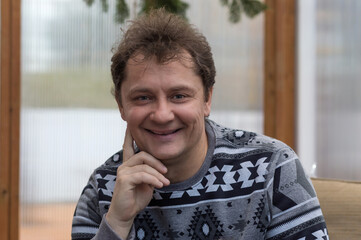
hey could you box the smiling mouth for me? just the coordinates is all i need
[146,129,181,135]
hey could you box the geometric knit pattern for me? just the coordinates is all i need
[187,205,224,239]
[252,194,268,234]
[72,119,329,240]
[133,211,160,240]
[151,152,272,207]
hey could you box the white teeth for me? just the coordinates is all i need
[151,129,177,135]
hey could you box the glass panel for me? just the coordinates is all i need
[20,0,123,239]
[187,1,264,132]
[297,0,361,181]
[20,0,264,239]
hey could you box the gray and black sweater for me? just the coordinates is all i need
[72,119,328,240]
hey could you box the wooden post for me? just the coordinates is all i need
[264,0,296,149]
[0,0,21,239]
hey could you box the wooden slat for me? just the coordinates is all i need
[0,0,12,238]
[264,0,296,149]
[0,0,21,239]
[264,0,277,140]
[10,1,21,240]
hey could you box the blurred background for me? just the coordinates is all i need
[10,0,361,239]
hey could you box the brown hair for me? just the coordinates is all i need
[111,8,216,103]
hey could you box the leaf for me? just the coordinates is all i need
[229,0,241,23]
[139,0,189,20]
[83,0,95,7]
[241,0,267,18]
[220,0,266,23]
[220,0,229,7]
[115,0,130,23]
[100,0,109,12]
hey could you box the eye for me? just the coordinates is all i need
[171,94,188,102]
[173,94,186,99]
[137,96,150,101]
[132,95,152,104]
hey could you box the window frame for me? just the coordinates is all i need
[0,0,296,238]
[0,0,21,239]
[264,0,296,150]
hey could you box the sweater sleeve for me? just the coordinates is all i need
[71,166,135,240]
[92,215,135,240]
[265,147,329,240]
[71,171,103,240]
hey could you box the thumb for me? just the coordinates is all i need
[122,127,135,162]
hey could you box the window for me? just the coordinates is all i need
[297,0,361,181]
[19,0,264,239]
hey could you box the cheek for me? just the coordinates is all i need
[123,107,149,126]
[176,105,206,123]
[124,108,148,145]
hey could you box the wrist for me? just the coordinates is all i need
[105,212,134,239]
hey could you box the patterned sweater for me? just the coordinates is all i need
[72,119,328,240]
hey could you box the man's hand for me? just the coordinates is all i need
[105,128,170,239]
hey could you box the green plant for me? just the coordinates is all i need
[83,0,188,23]
[220,0,267,23]
[83,0,266,23]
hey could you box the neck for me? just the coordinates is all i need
[164,131,208,184]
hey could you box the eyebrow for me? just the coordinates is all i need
[168,86,197,93]
[128,87,151,95]
[129,85,198,95]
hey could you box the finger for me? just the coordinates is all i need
[118,171,165,189]
[123,164,170,186]
[130,172,165,189]
[122,127,135,162]
[121,151,168,174]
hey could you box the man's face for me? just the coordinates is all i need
[119,54,212,163]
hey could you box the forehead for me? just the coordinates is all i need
[124,52,200,82]
[126,51,196,71]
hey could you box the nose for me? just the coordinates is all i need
[150,99,174,123]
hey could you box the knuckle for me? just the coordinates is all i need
[136,172,147,181]
[137,151,146,158]
[116,174,127,184]
[117,165,129,176]
[140,164,148,172]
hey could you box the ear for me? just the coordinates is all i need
[204,87,213,117]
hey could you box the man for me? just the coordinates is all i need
[72,9,328,240]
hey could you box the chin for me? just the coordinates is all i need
[149,150,181,161]
[139,142,180,159]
